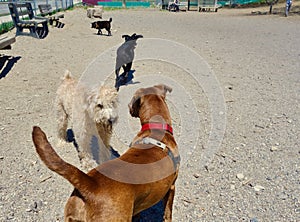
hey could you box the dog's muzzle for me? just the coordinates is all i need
[108,116,118,125]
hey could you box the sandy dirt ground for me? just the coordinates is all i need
[0,2,300,221]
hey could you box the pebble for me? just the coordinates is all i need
[193,173,200,178]
[236,173,244,181]
[28,200,43,213]
[277,192,288,200]
[270,146,278,152]
[250,218,259,222]
[183,201,189,207]
[254,185,265,192]
[30,160,37,166]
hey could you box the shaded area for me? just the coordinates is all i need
[66,129,79,150]
[115,69,140,90]
[0,55,21,79]
[139,201,164,222]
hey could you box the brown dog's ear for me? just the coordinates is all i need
[128,96,141,118]
[154,84,172,97]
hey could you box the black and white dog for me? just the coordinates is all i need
[115,33,143,90]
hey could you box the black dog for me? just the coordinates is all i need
[115,33,143,90]
[91,18,112,36]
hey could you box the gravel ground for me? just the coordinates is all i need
[0,3,299,221]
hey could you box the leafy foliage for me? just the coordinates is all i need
[0,21,14,35]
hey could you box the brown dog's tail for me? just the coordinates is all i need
[32,126,96,196]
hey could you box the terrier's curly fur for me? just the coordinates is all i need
[55,70,118,170]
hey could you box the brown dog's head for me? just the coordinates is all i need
[128,84,172,118]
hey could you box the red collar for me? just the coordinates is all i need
[141,123,173,135]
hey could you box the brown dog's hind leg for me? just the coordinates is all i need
[64,189,85,222]
[162,184,175,222]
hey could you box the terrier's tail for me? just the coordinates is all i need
[62,69,73,80]
[32,126,96,196]
[109,17,112,22]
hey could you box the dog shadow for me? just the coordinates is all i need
[138,201,164,222]
[66,129,120,162]
[115,70,140,90]
[93,33,112,37]
[66,129,79,150]
[66,129,164,221]
[49,19,65,28]
[0,55,21,79]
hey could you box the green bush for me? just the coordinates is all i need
[0,21,14,35]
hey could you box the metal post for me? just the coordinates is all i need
[32,0,37,15]
[55,0,58,11]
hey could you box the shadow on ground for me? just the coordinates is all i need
[0,55,21,79]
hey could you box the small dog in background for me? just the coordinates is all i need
[91,18,112,36]
[55,70,118,170]
[115,33,143,90]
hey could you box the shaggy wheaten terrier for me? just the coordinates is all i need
[55,70,118,170]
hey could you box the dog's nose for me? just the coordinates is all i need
[108,116,118,125]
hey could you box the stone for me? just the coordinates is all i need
[193,173,200,178]
[254,185,265,192]
[236,173,244,181]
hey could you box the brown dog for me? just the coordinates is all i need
[32,84,180,221]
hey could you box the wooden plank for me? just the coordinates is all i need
[0,36,16,50]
